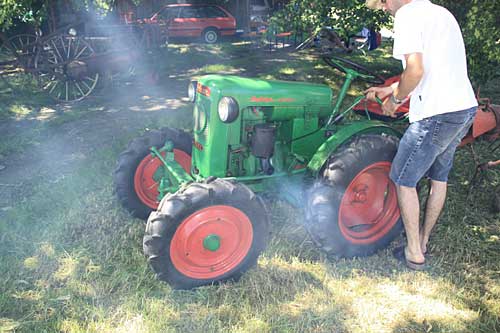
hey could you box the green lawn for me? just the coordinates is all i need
[0,41,499,333]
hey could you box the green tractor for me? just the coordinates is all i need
[114,56,403,289]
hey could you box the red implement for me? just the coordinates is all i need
[353,76,499,145]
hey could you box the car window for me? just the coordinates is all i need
[179,7,205,19]
[158,7,180,20]
[203,6,228,18]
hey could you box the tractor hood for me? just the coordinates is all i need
[197,75,333,108]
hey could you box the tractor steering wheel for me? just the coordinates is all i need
[323,56,386,85]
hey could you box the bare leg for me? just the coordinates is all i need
[420,180,447,254]
[396,185,425,264]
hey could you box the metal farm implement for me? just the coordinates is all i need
[0,22,163,103]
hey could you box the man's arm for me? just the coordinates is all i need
[365,52,424,117]
[393,52,424,100]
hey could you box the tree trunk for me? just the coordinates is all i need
[227,0,250,32]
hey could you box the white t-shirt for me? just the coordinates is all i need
[393,0,477,123]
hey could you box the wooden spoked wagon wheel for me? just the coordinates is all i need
[0,34,38,64]
[34,34,100,103]
[0,34,39,91]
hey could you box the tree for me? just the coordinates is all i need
[434,0,500,82]
[0,0,47,31]
[268,0,389,41]
[0,0,122,32]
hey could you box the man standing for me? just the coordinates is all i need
[364,0,477,269]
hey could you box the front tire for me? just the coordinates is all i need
[114,128,192,219]
[306,134,402,257]
[202,28,219,44]
[144,178,270,289]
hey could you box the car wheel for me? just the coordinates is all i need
[202,28,219,44]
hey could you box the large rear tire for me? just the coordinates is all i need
[144,178,270,289]
[114,128,192,219]
[306,134,402,257]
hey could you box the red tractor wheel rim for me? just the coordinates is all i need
[134,149,191,209]
[170,205,254,279]
[338,162,400,244]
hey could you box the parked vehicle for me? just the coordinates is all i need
[148,4,237,44]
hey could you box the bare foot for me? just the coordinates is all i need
[405,247,425,265]
[420,234,428,254]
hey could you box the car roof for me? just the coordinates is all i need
[165,4,221,7]
[154,3,233,18]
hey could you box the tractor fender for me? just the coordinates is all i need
[307,120,402,176]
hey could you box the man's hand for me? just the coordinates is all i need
[364,86,393,102]
[381,97,401,117]
[364,85,401,118]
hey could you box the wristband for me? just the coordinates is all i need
[390,94,405,104]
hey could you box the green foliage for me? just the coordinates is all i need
[463,1,500,82]
[0,0,117,31]
[268,0,390,40]
[0,0,46,30]
[434,0,500,83]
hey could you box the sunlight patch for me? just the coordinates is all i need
[12,290,43,301]
[36,107,58,121]
[279,68,296,75]
[114,315,147,333]
[24,256,40,270]
[146,298,181,322]
[9,105,31,118]
[40,243,56,257]
[60,319,80,332]
[234,318,269,332]
[350,281,478,331]
[145,105,168,112]
[54,257,78,281]
[0,318,20,332]
[314,64,327,70]
[231,41,252,46]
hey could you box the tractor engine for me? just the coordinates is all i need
[188,75,333,179]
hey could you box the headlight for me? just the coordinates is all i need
[218,97,239,123]
[68,28,77,36]
[188,81,197,102]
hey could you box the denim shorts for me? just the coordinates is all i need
[390,106,477,187]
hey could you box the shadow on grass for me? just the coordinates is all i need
[392,316,500,333]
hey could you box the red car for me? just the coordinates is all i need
[150,4,237,44]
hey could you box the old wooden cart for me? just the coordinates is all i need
[0,21,164,103]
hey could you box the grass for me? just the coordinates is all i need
[0,40,499,333]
